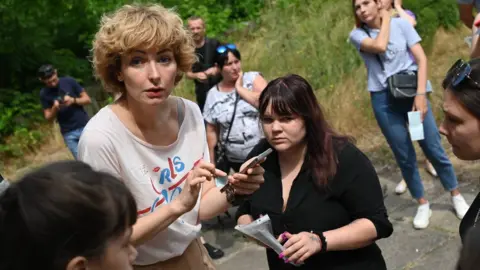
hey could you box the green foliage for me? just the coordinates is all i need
[240,0,362,89]
[0,89,44,158]
[404,0,459,51]
[0,0,265,160]
[0,0,464,162]
[239,0,461,91]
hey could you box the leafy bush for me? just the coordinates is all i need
[0,0,464,162]
[0,0,265,160]
[237,0,461,90]
[405,0,460,51]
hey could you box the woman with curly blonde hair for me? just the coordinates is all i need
[78,3,264,269]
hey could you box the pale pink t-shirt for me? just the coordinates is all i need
[78,97,209,265]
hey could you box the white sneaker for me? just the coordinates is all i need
[425,161,438,177]
[395,180,407,194]
[413,203,432,229]
[452,194,470,219]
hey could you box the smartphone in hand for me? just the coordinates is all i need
[220,148,272,193]
[239,148,273,174]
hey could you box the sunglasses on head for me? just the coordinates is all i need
[216,44,236,54]
[442,59,480,90]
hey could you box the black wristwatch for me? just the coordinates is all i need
[222,184,246,206]
[312,231,328,253]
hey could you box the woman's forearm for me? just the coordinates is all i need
[416,56,427,94]
[199,186,230,220]
[471,20,480,58]
[131,201,186,246]
[396,7,416,26]
[471,38,480,59]
[322,218,378,251]
[236,86,260,108]
[206,127,218,164]
[375,15,391,51]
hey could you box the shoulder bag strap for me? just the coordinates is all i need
[224,90,239,144]
[361,25,385,72]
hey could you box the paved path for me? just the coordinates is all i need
[202,167,479,270]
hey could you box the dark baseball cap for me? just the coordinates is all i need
[37,64,55,79]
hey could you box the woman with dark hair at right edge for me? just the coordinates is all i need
[349,0,470,230]
[439,59,480,270]
[236,74,393,269]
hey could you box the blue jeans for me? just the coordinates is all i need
[371,90,457,199]
[63,127,84,160]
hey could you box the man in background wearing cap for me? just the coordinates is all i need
[38,64,91,159]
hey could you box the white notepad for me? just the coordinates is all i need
[408,111,424,141]
[235,215,303,267]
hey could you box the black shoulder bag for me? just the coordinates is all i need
[215,91,239,172]
[362,26,418,99]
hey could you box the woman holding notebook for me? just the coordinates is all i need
[236,74,393,269]
[349,0,469,230]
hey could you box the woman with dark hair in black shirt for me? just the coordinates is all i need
[236,74,393,269]
[439,59,480,243]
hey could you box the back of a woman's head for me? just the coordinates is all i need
[457,226,480,270]
[92,3,196,94]
[0,161,137,270]
[445,58,480,120]
[258,74,350,187]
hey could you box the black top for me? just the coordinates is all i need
[191,37,221,94]
[39,77,89,134]
[460,192,480,242]
[236,139,393,270]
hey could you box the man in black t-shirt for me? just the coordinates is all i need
[38,64,91,159]
[185,19,226,260]
[186,16,221,112]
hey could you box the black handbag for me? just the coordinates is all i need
[215,91,239,172]
[362,26,418,99]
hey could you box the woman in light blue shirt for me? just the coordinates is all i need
[379,0,439,194]
[349,0,470,230]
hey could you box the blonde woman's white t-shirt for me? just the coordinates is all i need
[78,97,208,265]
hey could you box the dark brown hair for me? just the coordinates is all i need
[258,74,352,188]
[445,58,480,120]
[0,161,137,270]
[215,47,242,70]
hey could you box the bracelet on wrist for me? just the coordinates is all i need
[311,231,328,253]
[221,183,246,206]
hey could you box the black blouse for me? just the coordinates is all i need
[460,192,480,242]
[236,139,393,270]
